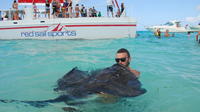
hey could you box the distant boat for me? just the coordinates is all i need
[145,20,196,33]
[189,23,200,31]
[0,0,137,40]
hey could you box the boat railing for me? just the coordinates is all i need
[0,7,127,21]
[0,9,25,21]
[0,9,97,21]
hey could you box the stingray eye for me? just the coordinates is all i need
[111,74,119,80]
[115,74,120,78]
[120,67,126,71]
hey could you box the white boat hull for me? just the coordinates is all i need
[190,26,200,31]
[146,26,190,33]
[0,17,136,40]
[145,20,199,33]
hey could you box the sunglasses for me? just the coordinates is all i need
[115,57,127,62]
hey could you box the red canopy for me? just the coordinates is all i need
[18,0,64,3]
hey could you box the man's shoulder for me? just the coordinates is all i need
[129,68,140,78]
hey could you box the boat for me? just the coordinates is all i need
[189,23,200,31]
[145,20,194,33]
[0,0,136,40]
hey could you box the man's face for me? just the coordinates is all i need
[115,53,130,67]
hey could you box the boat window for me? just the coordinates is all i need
[13,22,18,24]
[164,22,174,26]
[40,21,45,23]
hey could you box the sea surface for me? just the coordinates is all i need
[0,31,200,112]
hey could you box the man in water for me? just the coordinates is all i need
[98,48,141,102]
[154,28,161,38]
[115,48,140,78]
[164,29,170,37]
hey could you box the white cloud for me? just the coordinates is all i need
[185,16,200,23]
[184,5,200,23]
[73,0,80,4]
[197,5,200,11]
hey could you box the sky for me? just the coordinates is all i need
[1,0,200,30]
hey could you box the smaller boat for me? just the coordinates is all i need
[146,20,194,33]
[189,23,200,31]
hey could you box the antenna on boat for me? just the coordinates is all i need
[114,0,120,9]
[113,0,121,17]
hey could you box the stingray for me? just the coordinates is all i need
[0,64,146,109]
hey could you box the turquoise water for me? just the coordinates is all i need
[0,31,200,112]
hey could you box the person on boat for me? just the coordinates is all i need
[61,4,67,18]
[98,11,102,17]
[52,0,58,18]
[33,3,38,19]
[88,8,92,17]
[56,0,61,17]
[80,4,84,17]
[120,2,125,16]
[116,9,120,17]
[13,11,19,20]
[91,6,97,17]
[176,22,180,27]
[12,0,19,20]
[80,4,87,17]
[67,0,73,18]
[107,0,115,17]
[3,14,8,21]
[164,29,170,37]
[185,24,189,29]
[115,2,122,17]
[65,7,70,18]
[81,6,87,17]
[115,48,140,78]
[45,0,50,18]
[75,4,80,18]
[63,0,69,8]
[63,0,69,18]
[12,0,18,10]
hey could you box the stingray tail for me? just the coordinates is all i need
[0,95,72,108]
